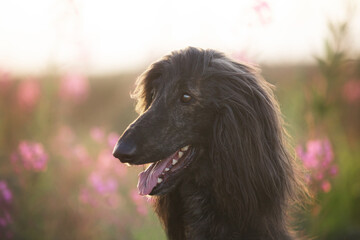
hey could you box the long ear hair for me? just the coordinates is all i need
[131,59,165,114]
[209,58,306,238]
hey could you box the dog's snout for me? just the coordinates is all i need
[112,140,137,163]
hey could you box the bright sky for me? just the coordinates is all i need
[0,0,359,75]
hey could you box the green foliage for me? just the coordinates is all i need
[0,19,359,240]
[291,19,360,239]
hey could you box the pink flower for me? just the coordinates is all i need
[342,79,360,104]
[59,73,89,103]
[0,181,12,203]
[0,180,13,238]
[107,132,120,149]
[89,172,118,194]
[329,165,338,176]
[16,78,40,110]
[315,172,323,181]
[12,141,48,172]
[296,138,338,193]
[0,211,12,227]
[322,140,334,167]
[296,139,334,170]
[321,181,331,193]
[81,170,122,208]
[0,218,6,227]
[90,127,105,143]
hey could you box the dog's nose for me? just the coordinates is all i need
[112,140,137,163]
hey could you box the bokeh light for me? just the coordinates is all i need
[0,0,359,239]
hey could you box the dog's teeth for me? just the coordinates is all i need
[172,159,178,165]
[178,151,184,158]
[165,167,170,172]
[157,178,163,183]
[181,146,189,151]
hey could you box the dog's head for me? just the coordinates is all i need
[113,47,222,195]
[113,47,295,210]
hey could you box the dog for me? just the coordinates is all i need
[113,47,306,239]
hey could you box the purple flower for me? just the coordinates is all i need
[0,181,12,203]
[296,139,334,170]
[80,170,121,208]
[12,141,48,172]
[330,165,338,176]
[0,211,12,227]
[0,181,13,238]
[89,172,118,195]
[296,138,338,193]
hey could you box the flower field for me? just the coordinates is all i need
[0,22,360,240]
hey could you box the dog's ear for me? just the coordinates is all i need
[209,61,293,228]
[132,62,163,114]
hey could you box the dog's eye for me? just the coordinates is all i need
[180,93,192,103]
[150,89,156,101]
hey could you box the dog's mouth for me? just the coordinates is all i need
[137,145,194,195]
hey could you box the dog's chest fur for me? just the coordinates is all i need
[159,179,266,240]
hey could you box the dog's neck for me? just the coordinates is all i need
[153,160,293,240]
[155,178,270,240]
[180,177,239,240]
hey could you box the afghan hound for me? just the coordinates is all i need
[113,47,305,240]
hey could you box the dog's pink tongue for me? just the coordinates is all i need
[137,158,169,195]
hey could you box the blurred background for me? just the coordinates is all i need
[0,0,360,239]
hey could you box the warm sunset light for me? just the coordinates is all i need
[0,0,359,74]
[1,0,359,239]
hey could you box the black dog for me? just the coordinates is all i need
[113,47,305,240]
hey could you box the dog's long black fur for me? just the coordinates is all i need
[113,47,306,240]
